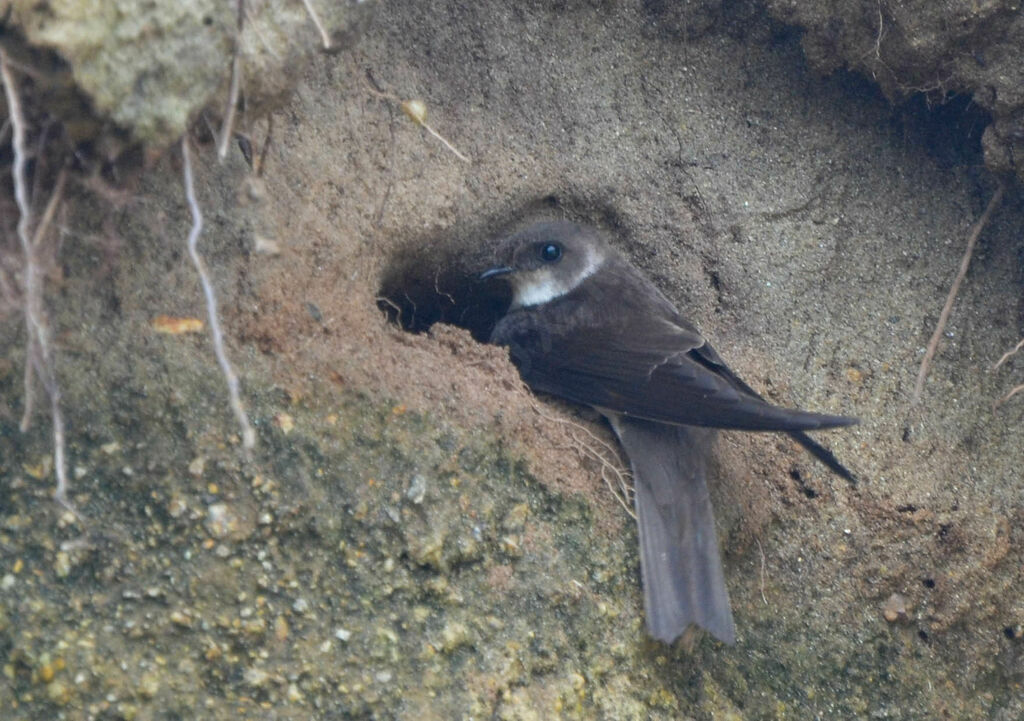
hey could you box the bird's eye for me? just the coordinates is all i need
[539,243,562,262]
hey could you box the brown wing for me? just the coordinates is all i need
[492,300,855,433]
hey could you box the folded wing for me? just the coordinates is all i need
[497,309,855,433]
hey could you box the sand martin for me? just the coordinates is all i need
[481,220,857,645]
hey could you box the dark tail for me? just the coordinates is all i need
[609,416,735,645]
[694,347,859,481]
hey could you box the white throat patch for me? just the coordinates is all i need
[510,249,603,309]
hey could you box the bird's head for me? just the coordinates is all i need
[480,221,608,309]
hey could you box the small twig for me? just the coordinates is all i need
[181,139,257,450]
[873,2,885,62]
[254,115,273,177]
[912,183,1005,404]
[416,118,470,164]
[217,2,244,161]
[995,383,1024,408]
[365,76,471,164]
[299,0,332,50]
[755,537,768,605]
[993,337,1024,371]
[217,52,242,161]
[992,336,1024,409]
[375,294,403,315]
[434,269,456,306]
[32,167,68,248]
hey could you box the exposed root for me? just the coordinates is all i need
[865,0,891,82]
[217,52,243,161]
[255,115,273,177]
[756,536,768,605]
[527,396,635,519]
[912,182,1004,404]
[873,2,885,63]
[180,139,257,451]
[32,167,67,247]
[994,383,1024,409]
[217,2,245,161]
[19,168,67,431]
[993,337,1024,409]
[1,48,76,513]
[300,0,333,50]
[993,337,1024,371]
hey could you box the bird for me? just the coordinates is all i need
[480,220,857,645]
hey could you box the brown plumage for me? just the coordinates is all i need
[482,220,857,645]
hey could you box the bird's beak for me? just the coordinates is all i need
[480,266,513,281]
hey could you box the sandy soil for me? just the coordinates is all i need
[1,1,1022,719]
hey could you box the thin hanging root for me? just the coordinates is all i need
[912,182,1005,404]
[993,337,1024,409]
[527,395,635,519]
[2,47,37,429]
[216,52,242,161]
[993,337,1024,371]
[180,139,257,451]
[756,537,768,605]
[254,115,273,177]
[299,0,332,50]
[995,383,1024,408]
[1,49,74,511]
[20,166,67,435]
[19,337,35,433]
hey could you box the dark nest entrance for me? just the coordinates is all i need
[376,197,619,341]
[376,234,511,342]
